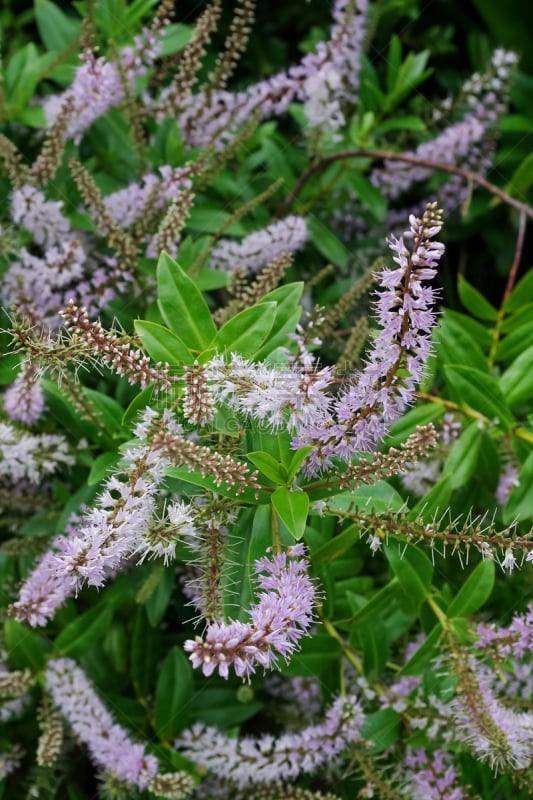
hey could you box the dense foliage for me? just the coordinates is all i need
[1,1,533,798]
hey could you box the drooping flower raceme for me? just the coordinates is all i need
[0,422,73,486]
[45,658,194,795]
[177,694,364,789]
[210,216,308,275]
[171,0,368,147]
[12,410,173,627]
[184,544,317,679]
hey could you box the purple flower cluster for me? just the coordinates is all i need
[45,658,159,788]
[103,165,194,229]
[210,216,308,274]
[5,185,130,329]
[170,0,368,147]
[0,421,73,486]
[451,664,533,770]
[296,203,444,473]
[43,20,166,143]
[12,411,172,626]
[402,748,469,800]
[177,694,363,789]
[184,544,317,679]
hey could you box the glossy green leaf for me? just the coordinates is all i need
[504,269,533,312]
[358,619,389,680]
[130,608,161,696]
[499,344,533,408]
[400,624,442,676]
[350,172,387,222]
[307,217,348,267]
[444,366,514,431]
[447,559,495,617]
[495,321,533,363]
[442,423,483,489]
[134,319,193,366]
[312,524,359,563]
[254,283,304,360]
[166,465,270,505]
[504,151,533,197]
[145,566,176,627]
[4,619,51,671]
[155,646,194,738]
[189,687,262,727]
[286,446,314,481]
[504,451,533,523]
[350,578,402,625]
[360,709,400,754]
[88,451,120,486]
[438,311,488,372]
[387,403,444,448]
[271,486,309,540]
[214,302,276,357]
[409,475,452,522]
[324,482,404,512]
[55,605,113,658]
[35,0,82,50]
[248,451,286,484]
[157,252,216,350]
[159,23,192,56]
[384,543,433,609]
[457,275,498,321]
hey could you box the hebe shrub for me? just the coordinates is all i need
[1,1,533,798]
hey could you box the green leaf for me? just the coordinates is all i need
[307,217,348,268]
[504,151,533,197]
[145,566,176,627]
[155,646,194,738]
[324,482,404,513]
[55,605,113,658]
[157,252,216,350]
[286,446,314,481]
[360,709,400,754]
[35,0,81,50]
[248,451,286,484]
[495,321,533,363]
[384,543,433,610]
[444,365,514,431]
[4,619,51,670]
[271,487,309,540]
[409,475,453,522]
[400,624,442,675]
[504,269,533,312]
[438,311,488,372]
[253,283,303,360]
[214,303,276,358]
[5,44,44,112]
[130,608,160,696]
[504,451,533,523]
[499,344,533,408]
[387,403,444,448]
[88,451,120,485]
[350,173,387,223]
[166,466,270,505]
[447,560,495,617]
[350,579,402,626]
[457,275,498,321]
[312,524,359,563]
[159,23,192,56]
[134,319,194,366]
[442,424,483,489]
[189,687,262,727]
[358,619,389,680]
